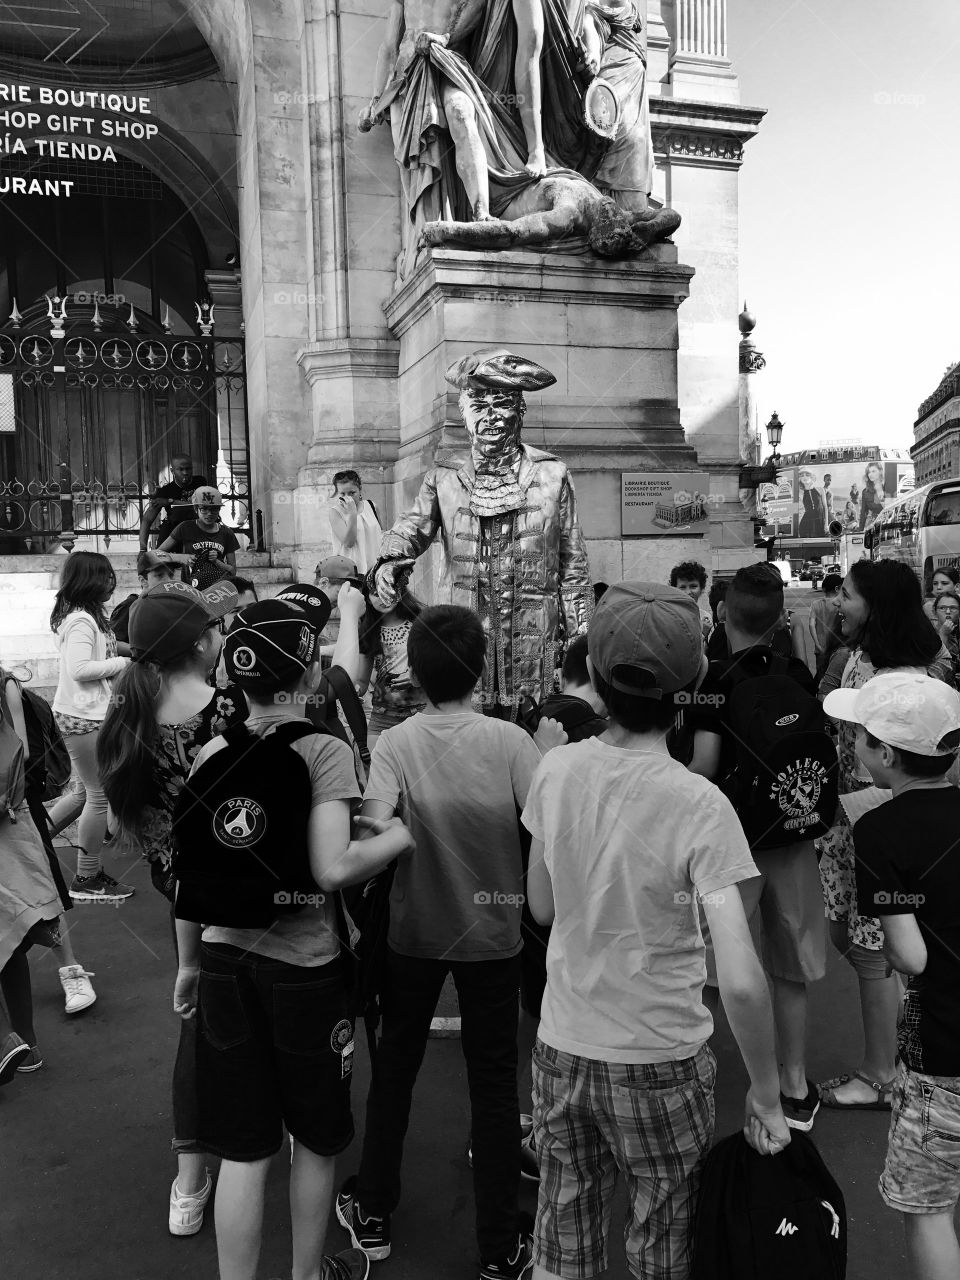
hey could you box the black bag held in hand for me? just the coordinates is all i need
[691,1130,846,1280]
[172,721,323,928]
[722,653,839,850]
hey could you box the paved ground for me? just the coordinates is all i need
[1,585,924,1280]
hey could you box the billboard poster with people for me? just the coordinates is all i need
[760,452,915,539]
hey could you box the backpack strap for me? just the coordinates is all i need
[322,665,371,767]
[367,499,380,526]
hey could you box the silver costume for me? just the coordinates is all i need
[373,349,593,710]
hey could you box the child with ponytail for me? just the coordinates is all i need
[98,578,239,1237]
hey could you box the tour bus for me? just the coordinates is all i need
[864,479,960,591]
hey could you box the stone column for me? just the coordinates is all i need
[666,0,738,103]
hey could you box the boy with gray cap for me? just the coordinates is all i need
[522,582,789,1280]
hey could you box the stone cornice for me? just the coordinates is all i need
[297,338,400,385]
[384,247,695,338]
[650,96,766,167]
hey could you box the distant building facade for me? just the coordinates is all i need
[914,364,960,486]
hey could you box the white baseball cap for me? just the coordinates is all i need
[824,672,960,757]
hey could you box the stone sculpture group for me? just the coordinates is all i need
[359,0,680,270]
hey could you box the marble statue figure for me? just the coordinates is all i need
[419,171,680,254]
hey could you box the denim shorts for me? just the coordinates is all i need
[532,1040,715,1279]
[880,1062,960,1214]
[195,942,355,1162]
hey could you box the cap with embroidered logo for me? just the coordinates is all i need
[224,599,322,692]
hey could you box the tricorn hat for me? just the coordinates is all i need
[445,347,556,392]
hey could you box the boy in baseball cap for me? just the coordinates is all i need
[521,582,788,1279]
[824,673,960,1274]
[173,588,413,1280]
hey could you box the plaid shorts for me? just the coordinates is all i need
[532,1040,716,1280]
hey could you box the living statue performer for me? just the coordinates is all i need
[369,348,593,714]
[419,170,679,254]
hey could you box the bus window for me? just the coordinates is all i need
[924,490,960,527]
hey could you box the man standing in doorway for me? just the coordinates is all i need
[138,453,209,550]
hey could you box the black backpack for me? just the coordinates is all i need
[310,665,371,775]
[691,1130,846,1280]
[1,675,71,803]
[172,720,326,928]
[721,653,839,850]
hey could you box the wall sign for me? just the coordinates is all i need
[621,473,711,537]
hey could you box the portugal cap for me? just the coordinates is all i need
[129,579,238,663]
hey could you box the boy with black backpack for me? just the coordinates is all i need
[171,597,414,1280]
[688,563,835,1132]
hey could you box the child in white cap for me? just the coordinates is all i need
[824,672,960,1279]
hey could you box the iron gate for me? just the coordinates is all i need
[0,311,253,553]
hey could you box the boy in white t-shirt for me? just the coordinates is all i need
[522,582,790,1280]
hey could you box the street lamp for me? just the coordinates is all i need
[766,411,784,462]
[740,411,785,490]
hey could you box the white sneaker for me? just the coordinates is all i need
[59,965,97,1014]
[169,1173,213,1237]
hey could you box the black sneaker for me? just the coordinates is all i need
[322,1248,371,1280]
[479,1232,533,1280]
[335,1177,391,1261]
[780,1079,821,1132]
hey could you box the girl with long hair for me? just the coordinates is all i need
[46,551,133,903]
[98,580,236,1237]
[818,559,953,1112]
[355,576,427,745]
[326,469,383,574]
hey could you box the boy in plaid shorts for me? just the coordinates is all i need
[522,583,790,1280]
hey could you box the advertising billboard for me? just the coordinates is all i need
[760,451,915,540]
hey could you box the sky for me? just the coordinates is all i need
[725,0,960,454]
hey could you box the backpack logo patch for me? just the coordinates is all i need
[769,757,828,831]
[214,797,266,847]
[775,1218,799,1236]
[775,713,799,726]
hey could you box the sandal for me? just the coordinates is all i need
[818,1070,894,1110]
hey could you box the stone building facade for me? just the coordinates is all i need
[914,363,960,486]
[0,0,764,590]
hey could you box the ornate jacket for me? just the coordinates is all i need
[378,446,593,707]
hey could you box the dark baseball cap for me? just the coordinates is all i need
[224,599,322,692]
[129,579,239,663]
[587,581,703,699]
[316,555,358,581]
[275,582,333,632]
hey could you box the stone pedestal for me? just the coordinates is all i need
[376,243,752,587]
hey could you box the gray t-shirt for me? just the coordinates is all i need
[195,713,361,966]
[364,712,541,961]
